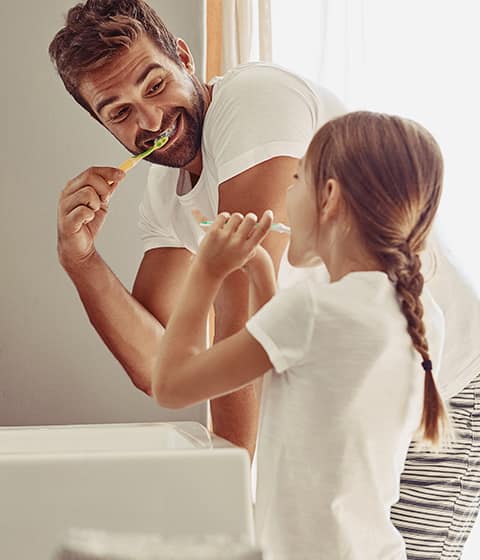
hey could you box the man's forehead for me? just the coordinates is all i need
[79,36,173,109]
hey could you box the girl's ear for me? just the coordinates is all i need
[176,38,195,74]
[319,179,342,221]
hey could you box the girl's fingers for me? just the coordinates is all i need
[63,167,123,202]
[223,212,244,233]
[209,212,230,232]
[247,210,274,247]
[236,212,258,238]
[207,210,273,247]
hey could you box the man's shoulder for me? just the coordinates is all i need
[206,62,346,135]
[213,62,316,98]
[220,61,303,81]
[204,62,323,138]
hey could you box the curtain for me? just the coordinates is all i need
[271,0,365,107]
[221,0,272,73]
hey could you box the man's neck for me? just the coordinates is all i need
[183,152,203,178]
[181,83,213,178]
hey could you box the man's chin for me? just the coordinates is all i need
[146,146,199,168]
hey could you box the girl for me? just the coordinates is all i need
[152,111,450,560]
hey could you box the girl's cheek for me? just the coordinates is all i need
[286,188,295,216]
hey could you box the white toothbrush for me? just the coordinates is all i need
[198,220,291,234]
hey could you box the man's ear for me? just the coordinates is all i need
[176,38,195,74]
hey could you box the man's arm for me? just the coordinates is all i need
[211,156,298,457]
[66,248,192,395]
[58,166,192,395]
[243,245,278,408]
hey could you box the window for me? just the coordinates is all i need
[271,0,480,294]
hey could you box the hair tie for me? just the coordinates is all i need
[421,359,432,373]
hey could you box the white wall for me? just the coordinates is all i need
[0,1,208,426]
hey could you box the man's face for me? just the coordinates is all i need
[79,35,205,168]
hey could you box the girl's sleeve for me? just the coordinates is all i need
[246,280,315,373]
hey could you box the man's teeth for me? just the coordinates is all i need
[161,121,177,139]
[150,120,177,149]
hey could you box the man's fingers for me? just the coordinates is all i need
[61,206,96,235]
[61,186,103,216]
[63,166,124,201]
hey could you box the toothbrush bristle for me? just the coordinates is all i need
[152,121,177,149]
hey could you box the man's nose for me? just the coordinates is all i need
[136,105,164,132]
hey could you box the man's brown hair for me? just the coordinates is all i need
[49,0,180,116]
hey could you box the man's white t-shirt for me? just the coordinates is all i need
[421,236,480,398]
[138,62,345,254]
[246,271,445,560]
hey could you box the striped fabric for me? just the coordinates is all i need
[391,371,480,559]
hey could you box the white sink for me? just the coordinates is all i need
[0,422,254,560]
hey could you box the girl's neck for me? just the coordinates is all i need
[326,257,383,283]
[323,236,384,283]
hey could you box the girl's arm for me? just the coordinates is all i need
[152,211,275,409]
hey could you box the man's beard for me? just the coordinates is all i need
[140,79,204,168]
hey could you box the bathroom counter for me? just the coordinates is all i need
[0,421,254,560]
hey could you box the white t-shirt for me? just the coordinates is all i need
[276,237,480,400]
[138,62,346,254]
[246,271,445,560]
[421,236,480,398]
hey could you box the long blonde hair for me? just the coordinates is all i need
[305,111,450,447]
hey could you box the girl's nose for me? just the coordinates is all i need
[136,105,163,132]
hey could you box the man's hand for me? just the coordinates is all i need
[57,166,124,270]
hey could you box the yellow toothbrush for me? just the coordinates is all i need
[117,124,176,172]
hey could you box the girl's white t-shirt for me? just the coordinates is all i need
[246,271,444,560]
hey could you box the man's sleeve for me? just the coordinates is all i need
[204,65,346,185]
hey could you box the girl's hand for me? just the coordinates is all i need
[196,210,274,280]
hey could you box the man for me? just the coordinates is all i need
[49,0,345,457]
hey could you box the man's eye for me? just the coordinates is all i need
[111,107,130,122]
[293,173,299,180]
[148,81,163,94]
